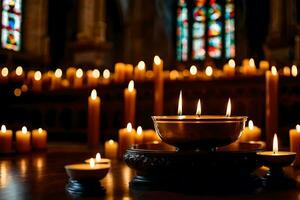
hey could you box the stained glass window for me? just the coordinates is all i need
[176,0,235,61]
[1,0,22,51]
[176,0,189,61]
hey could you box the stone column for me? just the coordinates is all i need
[77,0,95,41]
[94,0,106,43]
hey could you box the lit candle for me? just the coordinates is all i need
[178,90,183,116]
[11,66,24,82]
[114,63,126,83]
[87,69,100,87]
[16,126,31,153]
[26,70,35,86]
[125,64,133,81]
[88,89,100,149]
[51,68,62,90]
[135,126,144,144]
[265,66,278,148]
[85,153,111,164]
[189,65,198,79]
[283,66,291,76]
[66,67,76,86]
[143,129,160,143]
[239,120,261,142]
[74,68,83,88]
[291,65,298,77]
[32,71,42,92]
[32,128,47,150]
[101,69,110,84]
[259,60,269,71]
[124,80,136,126]
[196,99,201,116]
[118,123,135,159]
[153,55,164,115]
[223,59,235,76]
[169,70,180,80]
[242,58,256,75]
[205,66,213,77]
[289,124,300,166]
[0,125,13,153]
[104,139,118,159]
[0,67,9,84]
[226,98,231,117]
[134,61,146,81]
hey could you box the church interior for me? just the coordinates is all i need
[1,0,300,199]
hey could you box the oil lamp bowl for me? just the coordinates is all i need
[256,152,296,167]
[65,163,110,181]
[152,115,247,150]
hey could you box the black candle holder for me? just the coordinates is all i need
[66,179,106,197]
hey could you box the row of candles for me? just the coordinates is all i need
[0,125,47,153]
[0,58,298,93]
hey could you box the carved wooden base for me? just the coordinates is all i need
[261,167,296,189]
[65,179,106,197]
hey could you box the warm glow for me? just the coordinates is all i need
[137,126,142,135]
[14,88,21,97]
[54,68,62,78]
[271,66,277,75]
[1,67,8,77]
[126,123,132,132]
[108,139,114,144]
[273,133,278,154]
[154,56,161,65]
[103,69,110,79]
[76,68,83,78]
[196,99,201,115]
[178,90,182,115]
[170,70,179,80]
[22,126,27,134]
[1,125,6,133]
[89,158,95,168]
[128,80,134,92]
[291,65,298,77]
[226,98,231,117]
[34,71,42,81]
[92,69,100,78]
[137,61,145,70]
[91,89,97,100]
[21,84,28,92]
[189,65,197,75]
[205,66,213,77]
[228,59,235,68]
[96,153,101,162]
[38,128,43,134]
[296,124,300,133]
[249,58,255,68]
[16,66,23,76]
[248,120,254,130]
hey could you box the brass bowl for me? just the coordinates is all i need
[152,115,247,150]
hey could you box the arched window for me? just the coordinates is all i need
[1,0,22,51]
[176,0,235,62]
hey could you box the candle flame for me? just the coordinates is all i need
[271,66,277,75]
[291,65,298,77]
[22,126,27,134]
[248,120,254,130]
[38,128,43,133]
[296,124,300,133]
[154,56,161,65]
[178,90,182,115]
[103,69,110,79]
[205,66,213,77]
[91,89,97,100]
[108,139,114,144]
[16,66,23,76]
[96,153,101,162]
[137,126,142,135]
[34,71,42,81]
[1,125,6,133]
[76,68,83,78]
[1,67,8,77]
[228,59,235,68]
[128,80,134,92]
[89,158,95,168]
[54,68,62,78]
[249,58,255,68]
[226,98,231,117]
[189,65,197,75]
[137,61,145,70]
[92,69,100,78]
[196,99,201,116]
[273,133,278,154]
[126,123,132,132]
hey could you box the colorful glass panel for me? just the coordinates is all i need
[225,0,235,58]
[192,0,206,60]
[1,0,22,51]
[176,0,189,61]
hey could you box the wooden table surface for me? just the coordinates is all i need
[1,144,300,200]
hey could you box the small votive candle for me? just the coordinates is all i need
[289,124,300,167]
[135,126,144,144]
[16,126,31,153]
[0,125,13,153]
[104,140,118,159]
[239,120,261,142]
[85,153,111,164]
[32,128,47,150]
